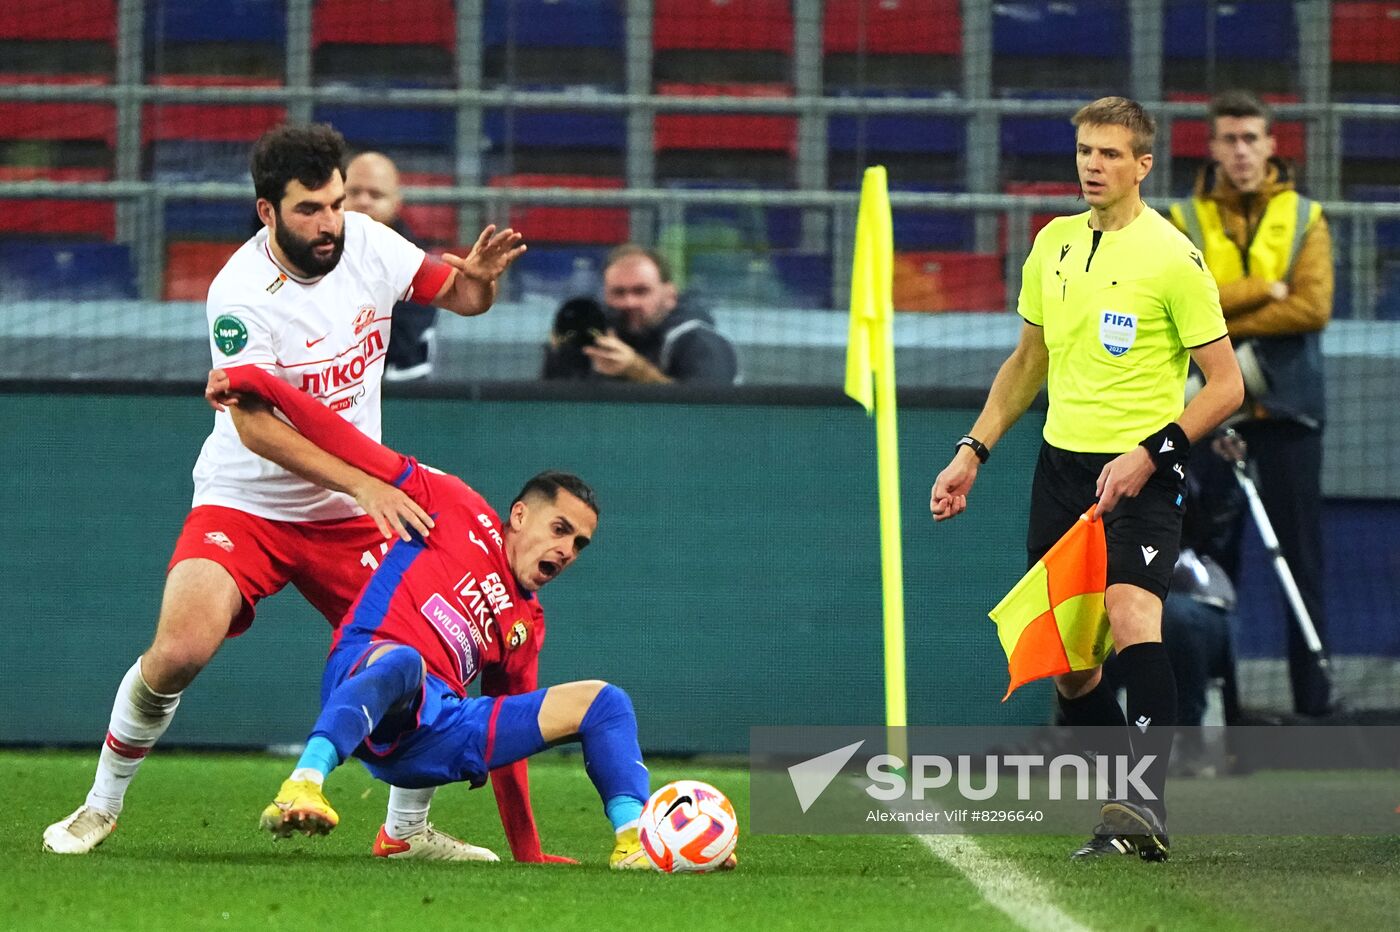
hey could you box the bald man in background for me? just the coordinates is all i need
[345,152,439,382]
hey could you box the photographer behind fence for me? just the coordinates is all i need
[542,245,738,385]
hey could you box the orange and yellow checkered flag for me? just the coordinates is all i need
[989,511,1113,700]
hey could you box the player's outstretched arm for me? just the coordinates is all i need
[931,322,1048,522]
[209,367,434,541]
[480,660,576,865]
[433,225,527,317]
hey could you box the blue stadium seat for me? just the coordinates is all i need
[1164,2,1296,60]
[828,115,963,154]
[165,200,256,239]
[506,246,610,301]
[993,1,1125,58]
[0,241,137,300]
[314,106,454,149]
[772,252,833,309]
[149,140,253,182]
[148,0,287,43]
[482,110,627,150]
[1377,261,1400,320]
[1342,120,1397,160]
[1000,117,1076,157]
[483,0,623,49]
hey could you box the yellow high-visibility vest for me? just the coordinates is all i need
[1170,189,1321,284]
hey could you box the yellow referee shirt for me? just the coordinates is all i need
[1018,206,1227,453]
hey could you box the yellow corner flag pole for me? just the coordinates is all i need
[844,167,907,758]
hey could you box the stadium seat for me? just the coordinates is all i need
[147,0,286,80]
[396,172,457,247]
[892,251,1005,312]
[165,201,257,241]
[164,240,242,301]
[144,105,287,144]
[0,199,116,239]
[504,245,611,302]
[0,103,116,145]
[0,0,115,81]
[999,115,1078,185]
[313,0,452,46]
[654,0,793,85]
[771,252,833,309]
[0,240,136,301]
[828,112,963,188]
[482,110,628,177]
[314,106,454,149]
[823,0,961,92]
[993,1,1128,95]
[998,181,1079,252]
[1330,0,1400,98]
[312,0,453,86]
[1163,2,1298,94]
[483,0,624,90]
[1341,120,1400,192]
[488,175,628,246]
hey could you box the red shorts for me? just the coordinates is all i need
[168,505,391,638]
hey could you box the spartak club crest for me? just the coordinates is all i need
[352,305,376,336]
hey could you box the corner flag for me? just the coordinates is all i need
[989,511,1113,700]
[844,167,906,735]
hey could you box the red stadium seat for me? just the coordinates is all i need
[397,172,456,246]
[1332,3,1400,63]
[0,0,116,41]
[1003,181,1080,245]
[1168,92,1305,161]
[653,0,793,52]
[0,166,112,182]
[164,241,241,301]
[654,81,794,98]
[0,199,116,238]
[823,0,961,55]
[488,175,628,245]
[654,114,797,153]
[142,105,287,143]
[0,73,110,85]
[312,0,455,49]
[0,103,116,143]
[893,251,1005,312]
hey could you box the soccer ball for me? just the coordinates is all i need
[637,780,738,873]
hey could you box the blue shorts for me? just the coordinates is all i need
[321,639,549,790]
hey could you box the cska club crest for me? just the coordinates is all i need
[507,620,529,650]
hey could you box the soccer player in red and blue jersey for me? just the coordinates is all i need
[207,365,655,868]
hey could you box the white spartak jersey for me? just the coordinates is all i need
[192,210,432,522]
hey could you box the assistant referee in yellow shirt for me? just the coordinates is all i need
[930,97,1245,862]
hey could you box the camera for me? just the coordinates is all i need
[552,297,607,349]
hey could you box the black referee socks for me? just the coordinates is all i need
[1117,641,1178,817]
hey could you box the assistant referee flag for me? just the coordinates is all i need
[989,511,1113,700]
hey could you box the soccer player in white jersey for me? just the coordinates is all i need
[44,124,525,860]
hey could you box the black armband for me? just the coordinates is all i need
[955,435,990,464]
[1139,422,1189,473]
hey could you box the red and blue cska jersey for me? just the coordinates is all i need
[335,468,543,698]
[220,365,541,697]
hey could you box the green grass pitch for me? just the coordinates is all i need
[7,750,1400,931]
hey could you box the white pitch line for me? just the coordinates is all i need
[915,833,1095,932]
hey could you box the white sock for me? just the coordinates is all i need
[290,768,325,786]
[386,785,435,839]
[85,658,182,816]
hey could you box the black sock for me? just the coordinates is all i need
[1116,641,1177,820]
[1058,675,1133,814]
[1057,676,1128,727]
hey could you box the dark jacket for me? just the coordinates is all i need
[613,298,738,385]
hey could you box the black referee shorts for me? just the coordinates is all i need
[1026,441,1186,600]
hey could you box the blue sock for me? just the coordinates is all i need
[578,684,649,831]
[308,646,423,764]
[294,736,340,778]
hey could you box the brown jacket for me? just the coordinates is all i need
[1181,158,1333,341]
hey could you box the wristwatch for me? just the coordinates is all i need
[956,435,989,464]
